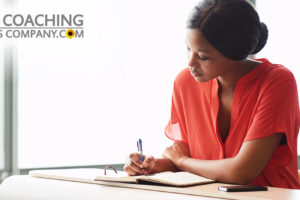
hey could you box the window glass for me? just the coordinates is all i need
[17,0,199,168]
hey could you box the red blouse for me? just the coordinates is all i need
[165,59,300,189]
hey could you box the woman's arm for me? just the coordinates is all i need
[163,132,283,184]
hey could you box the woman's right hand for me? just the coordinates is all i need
[124,153,156,176]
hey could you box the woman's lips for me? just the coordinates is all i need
[191,72,203,77]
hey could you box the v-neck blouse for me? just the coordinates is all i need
[165,58,300,189]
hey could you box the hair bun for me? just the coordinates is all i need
[251,22,268,54]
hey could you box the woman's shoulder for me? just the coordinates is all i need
[174,67,192,84]
[257,58,295,81]
[255,59,297,93]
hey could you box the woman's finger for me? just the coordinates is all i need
[143,156,155,168]
[124,165,138,176]
[129,153,144,168]
[124,153,147,175]
[127,159,145,174]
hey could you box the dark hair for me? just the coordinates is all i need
[187,0,268,60]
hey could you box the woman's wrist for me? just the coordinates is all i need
[174,156,189,170]
[152,158,178,173]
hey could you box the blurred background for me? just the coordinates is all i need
[0,0,299,183]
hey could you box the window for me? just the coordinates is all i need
[16,0,199,168]
[256,0,300,154]
[8,0,300,171]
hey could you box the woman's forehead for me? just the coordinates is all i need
[186,29,213,53]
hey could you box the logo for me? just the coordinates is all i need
[66,29,75,39]
[0,14,84,39]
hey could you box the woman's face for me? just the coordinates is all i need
[186,29,235,82]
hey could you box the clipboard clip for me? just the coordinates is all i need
[104,165,117,175]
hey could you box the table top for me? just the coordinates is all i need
[0,175,219,200]
[1,175,300,200]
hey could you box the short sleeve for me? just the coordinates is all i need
[245,75,300,165]
[164,80,188,144]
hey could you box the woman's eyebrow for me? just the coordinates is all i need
[186,42,210,53]
[197,49,209,54]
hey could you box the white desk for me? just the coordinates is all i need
[1,175,300,200]
[0,175,219,200]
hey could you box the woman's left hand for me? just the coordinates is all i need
[162,141,191,168]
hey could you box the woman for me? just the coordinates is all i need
[124,0,300,189]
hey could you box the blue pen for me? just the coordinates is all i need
[137,138,144,162]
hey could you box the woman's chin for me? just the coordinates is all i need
[193,75,208,82]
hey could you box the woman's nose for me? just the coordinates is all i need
[187,52,198,68]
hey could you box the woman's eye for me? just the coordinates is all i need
[198,56,209,61]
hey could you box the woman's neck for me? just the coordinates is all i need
[217,58,262,93]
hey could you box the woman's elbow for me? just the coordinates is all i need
[226,167,258,185]
[231,174,256,185]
